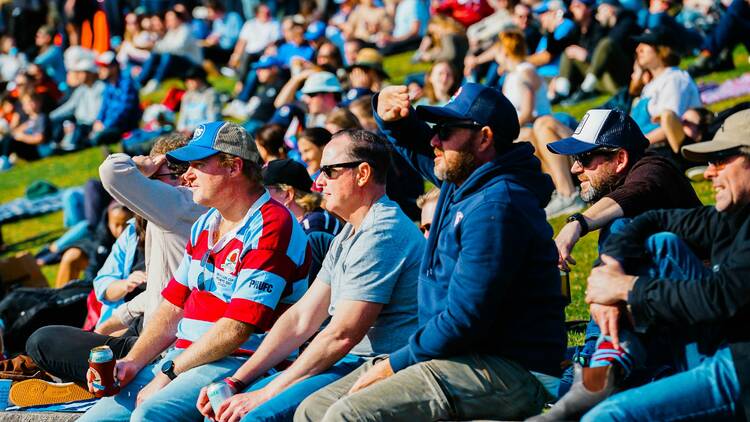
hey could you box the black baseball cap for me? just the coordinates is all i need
[262,159,313,193]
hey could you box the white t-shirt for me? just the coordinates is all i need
[642,67,702,118]
[238,19,282,55]
[503,62,552,119]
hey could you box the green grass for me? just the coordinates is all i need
[0,47,740,344]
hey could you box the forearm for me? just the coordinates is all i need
[582,197,624,232]
[104,280,130,302]
[172,317,253,375]
[527,51,551,67]
[645,126,666,144]
[274,76,306,108]
[123,301,181,367]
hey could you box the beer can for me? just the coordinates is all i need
[88,346,119,397]
[207,381,234,415]
[89,346,114,363]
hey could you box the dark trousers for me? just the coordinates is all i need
[380,36,422,56]
[26,325,139,384]
[137,53,195,85]
[203,45,233,66]
[702,0,750,55]
[1,135,40,161]
[558,37,632,95]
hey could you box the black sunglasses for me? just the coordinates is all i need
[153,172,182,181]
[319,160,367,179]
[434,121,483,141]
[573,148,620,168]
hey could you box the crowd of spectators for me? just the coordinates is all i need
[0,0,750,420]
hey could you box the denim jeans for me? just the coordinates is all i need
[79,348,247,422]
[702,0,750,55]
[236,354,365,422]
[583,346,740,421]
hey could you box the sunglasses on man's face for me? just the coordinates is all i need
[319,160,367,179]
[434,122,483,142]
[573,148,620,168]
[707,152,741,171]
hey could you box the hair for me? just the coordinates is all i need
[298,127,332,147]
[349,96,373,119]
[150,132,188,156]
[656,45,680,67]
[204,0,225,12]
[334,129,391,185]
[422,60,459,104]
[499,30,527,61]
[416,187,440,209]
[274,183,324,213]
[217,152,263,185]
[38,25,56,39]
[326,107,361,130]
[255,124,287,156]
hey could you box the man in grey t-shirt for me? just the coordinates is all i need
[196,129,424,421]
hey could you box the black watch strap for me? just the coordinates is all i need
[161,360,177,380]
[567,212,589,236]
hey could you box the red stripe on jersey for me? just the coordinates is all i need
[183,290,230,322]
[224,298,277,331]
[257,200,293,252]
[241,249,298,295]
[162,278,191,308]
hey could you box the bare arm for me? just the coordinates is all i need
[645,126,667,144]
[273,69,316,109]
[172,317,254,375]
[517,68,539,126]
[527,50,552,67]
[556,197,624,271]
[659,110,685,153]
[121,300,182,368]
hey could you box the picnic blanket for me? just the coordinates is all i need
[700,73,750,105]
[0,188,83,225]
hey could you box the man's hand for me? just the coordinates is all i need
[196,386,215,420]
[125,271,148,292]
[348,358,394,394]
[94,316,128,335]
[132,154,166,178]
[114,359,142,389]
[586,255,637,305]
[590,303,623,350]
[136,372,170,406]
[93,121,104,133]
[555,221,582,271]
[216,388,272,422]
[349,67,372,89]
[376,86,411,122]
[564,45,588,62]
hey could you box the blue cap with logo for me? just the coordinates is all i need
[304,21,327,41]
[547,109,648,155]
[416,82,520,144]
[167,121,261,163]
[269,104,306,128]
[252,56,280,70]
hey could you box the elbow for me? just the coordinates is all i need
[317,329,361,354]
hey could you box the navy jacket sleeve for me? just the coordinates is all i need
[372,93,440,186]
[389,199,528,371]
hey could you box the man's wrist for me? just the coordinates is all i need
[620,276,638,301]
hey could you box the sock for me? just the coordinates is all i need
[589,338,633,378]
[555,77,571,96]
[581,73,598,93]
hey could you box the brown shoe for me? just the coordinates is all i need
[9,379,94,407]
[0,355,53,381]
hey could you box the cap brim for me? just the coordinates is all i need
[167,145,219,163]
[415,105,467,124]
[345,64,389,79]
[632,34,658,45]
[547,136,601,155]
[681,140,742,162]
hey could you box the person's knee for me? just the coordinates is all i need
[646,231,682,258]
[321,397,362,422]
[130,400,164,422]
[532,115,556,134]
[60,247,84,264]
[295,394,328,422]
[25,327,52,360]
[582,398,631,422]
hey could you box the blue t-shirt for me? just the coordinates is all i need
[277,43,315,67]
[393,0,429,38]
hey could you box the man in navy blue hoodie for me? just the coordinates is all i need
[295,83,567,421]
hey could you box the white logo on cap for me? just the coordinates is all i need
[280,106,290,117]
[193,125,205,139]
[574,113,589,136]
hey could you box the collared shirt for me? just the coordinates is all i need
[162,192,311,355]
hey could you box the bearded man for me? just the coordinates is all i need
[294,83,567,421]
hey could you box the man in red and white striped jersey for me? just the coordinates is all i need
[80,121,310,422]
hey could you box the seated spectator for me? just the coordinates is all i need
[527,0,579,78]
[296,83,567,421]
[348,95,378,132]
[197,129,422,422]
[324,107,361,134]
[378,0,429,55]
[228,4,281,88]
[313,40,344,72]
[0,35,26,85]
[224,57,287,124]
[32,26,66,91]
[554,0,640,104]
[412,15,469,73]
[536,109,750,420]
[275,17,315,69]
[285,71,342,128]
[79,122,310,421]
[138,8,202,95]
[49,60,105,152]
[116,12,158,69]
[255,124,288,163]
[0,93,52,171]
[176,66,220,135]
[342,0,393,45]
[688,0,749,76]
[433,0,494,28]
[89,51,142,146]
[416,186,439,239]
[345,48,389,95]
[414,60,459,107]
[296,127,332,179]
[199,0,243,67]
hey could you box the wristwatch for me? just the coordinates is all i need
[566,213,589,236]
[161,360,177,380]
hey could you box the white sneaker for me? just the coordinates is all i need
[140,79,159,95]
[222,99,249,120]
[546,190,586,219]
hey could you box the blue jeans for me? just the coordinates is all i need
[79,348,247,422]
[236,354,365,422]
[583,346,740,421]
[702,0,750,54]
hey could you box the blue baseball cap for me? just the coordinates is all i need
[534,0,565,14]
[416,83,520,144]
[269,104,306,128]
[252,56,280,70]
[341,87,373,106]
[167,121,261,163]
[547,109,648,155]
[304,21,327,41]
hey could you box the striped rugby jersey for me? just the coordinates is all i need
[162,191,311,354]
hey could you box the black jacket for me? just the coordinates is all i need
[602,204,750,419]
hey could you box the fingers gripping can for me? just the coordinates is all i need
[207,381,234,415]
[88,346,120,398]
